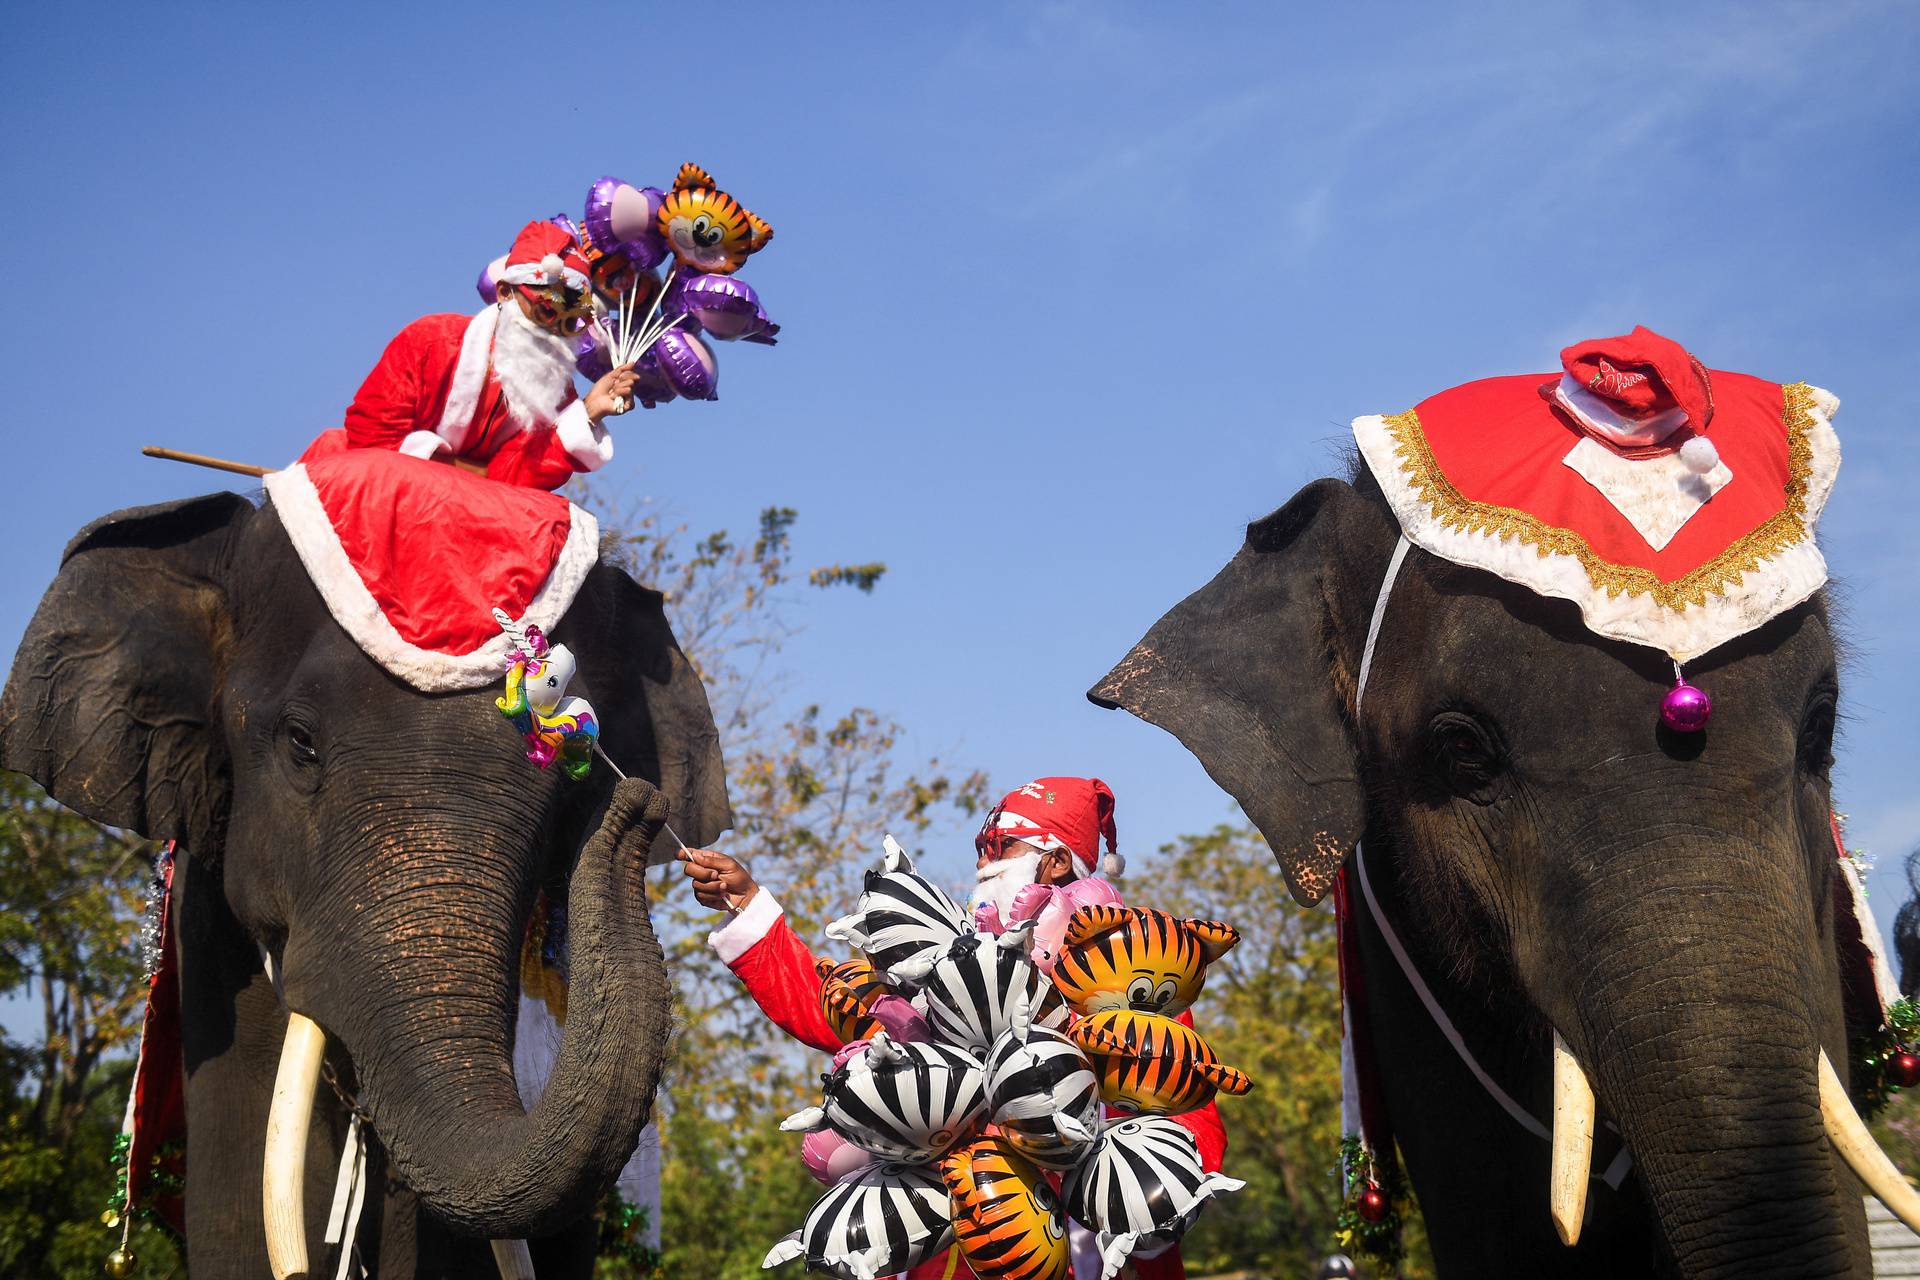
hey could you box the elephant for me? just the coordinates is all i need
[1090,468,1906,1278]
[0,490,731,1278]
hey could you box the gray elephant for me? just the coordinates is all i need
[1,489,730,1277]
[1091,359,1913,1277]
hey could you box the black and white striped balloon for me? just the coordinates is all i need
[984,1023,1101,1171]
[1062,1116,1244,1254]
[817,1034,989,1163]
[917,932,1068,1053]
[826,836,970,980]
[762,1161,953,1280]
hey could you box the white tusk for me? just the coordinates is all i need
[1819,1049,1920,1234]
[1550,1030,1596,1246]
[491,1238,537,1279]
[263,1013,328,1279]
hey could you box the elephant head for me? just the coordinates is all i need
[0,491,730,1271]
[1092,472,1900,1278]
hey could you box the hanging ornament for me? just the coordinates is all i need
[1334,1135,1407,1268]
[104,1248,137,1278]
[1356,1185,1388,1223]
[1892,1052,1920,1089]
[1660,660,1711,733]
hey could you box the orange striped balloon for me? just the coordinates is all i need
[816,955,889,1045]
[1069,1009,1253,1114]
[941,1137,1069,1280]
[1051,905,1239,1017]
[656,162,773,276]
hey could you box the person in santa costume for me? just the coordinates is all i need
[302,219,641,490]
[680,777,1228,1280]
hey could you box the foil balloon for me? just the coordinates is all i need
[676,272,780,344]
[1061,1116,1244,1280]
[656,162,773,275]
[476,254,508,305]
[492,610,599,781]
[782,1032,988,1163]
[1051,906,1239,1016]
[800,1128,876,1186]
[816,955,891,1045]
[652,327,719,400]
[942,1137,1070,1280]
[583,176,668,271]
[983,1014,1102,1172]
[825,836,971,980]
[1070,1009,1252,1115]
[763,1161,953,1280]
[1000,876,1126,972]
[902,929,1068,1053]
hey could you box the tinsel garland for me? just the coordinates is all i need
[103,1132,185,1232]
[138,847,174,980]
[1334,1132,1408,1267]
[597,1188,663,1274]
[1850,997,1920,1120]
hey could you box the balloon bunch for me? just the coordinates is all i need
[763,839,1251,1280]
[491,608,599,780]
[478,164,779,408]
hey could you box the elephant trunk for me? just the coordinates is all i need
[285,779,672,1239]
[1555,828,1863,1279]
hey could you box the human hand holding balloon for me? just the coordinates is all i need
[677,846,758,913]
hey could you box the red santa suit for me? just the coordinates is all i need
[711,777,1228,1280]
[302,221,615,490]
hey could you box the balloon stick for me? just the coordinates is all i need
[591,741,688,852]
[142,446,271,477]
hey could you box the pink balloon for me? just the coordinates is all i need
[1008,878,1126,972]
[801,1128,876,1186]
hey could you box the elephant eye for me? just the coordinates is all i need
[1426,710,1506,800]
[284,719,319,765]
[1798,687,1837,776]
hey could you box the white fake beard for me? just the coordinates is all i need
[493,301,579,430]
[969,850,1045,921]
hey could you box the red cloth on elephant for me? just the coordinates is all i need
[299,307,610,491]
[711,891,1225,1280]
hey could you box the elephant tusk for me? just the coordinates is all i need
[1550,1030,1596,1246]
[264,1012,328,1279]
[490,1238,537,1279]
[1819,1049,1920,1234]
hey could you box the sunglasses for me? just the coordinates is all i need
[515,282,593,336]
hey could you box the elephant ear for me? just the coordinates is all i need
[1088,478,1392,907]
[562,561,732,855]
[0,493,251,854]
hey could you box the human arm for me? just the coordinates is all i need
[684,848,845,1055]
[342,315,460,460]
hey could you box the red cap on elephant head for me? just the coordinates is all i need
[497,220,590,293]
[1555,325,1719,470]
[975,777,1124,877]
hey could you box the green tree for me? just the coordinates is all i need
[0,773,184,1277]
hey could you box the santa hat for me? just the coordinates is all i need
[976,777,1124,877]
[1553,325,1719,470]
[497,219,590,294]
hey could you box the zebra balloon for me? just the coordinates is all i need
[782,1032,988,1163]
[1063,1116,1246,1280]
[762,1161,952,1280]
[826,836,971,980]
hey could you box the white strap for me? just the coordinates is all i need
[1349,533,1631,1190]
[323,1113,369,1278]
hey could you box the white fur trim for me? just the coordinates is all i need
[1838,852,1900,1012]
[1561,437,1732,552]
[1354,385,1841,662]
[709,888,783,966]
[397,430,450,462]
[500,260,591,293]
[1554,374,1689,447]
[553,398,614,471]
[261,462,601,693]
[436,306,500,453]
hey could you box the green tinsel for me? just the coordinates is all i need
[1333,1132,1408,1268]
[597,1188,664,1275]
[1850,997,1920,1119]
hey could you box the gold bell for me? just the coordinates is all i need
[100,1210,120,1227]
[104,1247,137,1278]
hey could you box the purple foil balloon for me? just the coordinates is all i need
[575,326,612,383]
[653,328,718,401]
[1660,680,1711,733]
[630,346,679,409]
[678,272,779,343]
[583,176,668,271]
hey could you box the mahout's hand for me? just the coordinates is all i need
[676,846,758,913]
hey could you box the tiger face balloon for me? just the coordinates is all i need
[1051,905,1239,1017]
[942,1137,1069,1280]
[656,162,773,275]
[815,955,889,1045]
[1069,1009,1252,1115]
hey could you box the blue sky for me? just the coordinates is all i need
[1,3,1916,950]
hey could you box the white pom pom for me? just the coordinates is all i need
[1101,852,1126,878]
[1678,436,1719,474]
[540,253,565,280]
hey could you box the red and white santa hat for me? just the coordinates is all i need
[497,219,591,294]
[1553,325,1720,469]
[976,777,1125,877]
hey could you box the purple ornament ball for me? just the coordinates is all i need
[1660,681,1711,733]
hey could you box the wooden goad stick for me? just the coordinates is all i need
[142,446,272,478]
